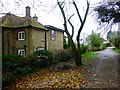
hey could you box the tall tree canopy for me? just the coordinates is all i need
[94,1,120,24]
[93,1,120,33]
[87,31,104,47]
[94,1,120,48]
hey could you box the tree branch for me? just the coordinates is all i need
[57,1,67,31]
[58,1,72,45]
[73,1,83,23]
[76,0,89,50]
[0,0,3,6]
[68,14,74,38]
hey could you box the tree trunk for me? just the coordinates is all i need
[67,31,82,66]
[74,50,82,66]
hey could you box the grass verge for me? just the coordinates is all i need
[114,48,120,53]
[82,52,98,66]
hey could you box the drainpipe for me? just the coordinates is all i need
[45,31,47,50]
[7,31,10,54]
[2,27,4,55]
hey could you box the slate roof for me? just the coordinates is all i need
[0,13,48,30]
[45,25,64,32]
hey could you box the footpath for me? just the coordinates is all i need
[83,47,119,88]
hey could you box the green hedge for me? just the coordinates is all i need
[2,51,53,88]
[2,50,73,88]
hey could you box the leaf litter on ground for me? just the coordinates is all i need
[9,62,89,89]
[7,52,98,89]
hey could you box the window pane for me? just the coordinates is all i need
[51,30,54,40]
[18,31,25,40]
[22,50,24,55]
[18,49,25,55]
[19,51,21,55]
[22,33,24,39]
[19,33,21,39]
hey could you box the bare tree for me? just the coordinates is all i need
[57,0,89,66]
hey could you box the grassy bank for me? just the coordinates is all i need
[82,52,98,66]
[114,48,120,53]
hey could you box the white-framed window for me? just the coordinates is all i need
[18,49,25,56]
[18,31,25,40]
[51,30,55,40]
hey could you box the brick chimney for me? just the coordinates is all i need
[33,14,38,21]
[26,6,31,17]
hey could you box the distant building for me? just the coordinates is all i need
[0,6,64,56]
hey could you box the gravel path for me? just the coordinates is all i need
[83,47,119,88]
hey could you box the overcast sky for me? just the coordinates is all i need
[1,0,117,40]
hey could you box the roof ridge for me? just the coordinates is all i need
[0,13,48,30]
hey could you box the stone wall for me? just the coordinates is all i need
[2,27,64,55]
[32,29,46,52]
[3,28,32,55]
[2,29,14,54]
[47,30,64,52]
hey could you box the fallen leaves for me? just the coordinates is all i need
[10,66,88,89]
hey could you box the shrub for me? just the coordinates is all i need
[102,43,107,49]
[114,48,120,53]
[2,54,39,88]
[80,44,88,54]
[33,50,53,66]
[33,50,52,60]
[106,42,112,47]
[53,49,72,63]
[2,50,72,88]
[15,65,33,74]
[2,54,22,72]
[2,54,22,61]
[2,73,16,88]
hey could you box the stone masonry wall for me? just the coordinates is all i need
[32,29,46,52]
[47,30,63,52]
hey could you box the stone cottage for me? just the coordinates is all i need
[0,6,64,56]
